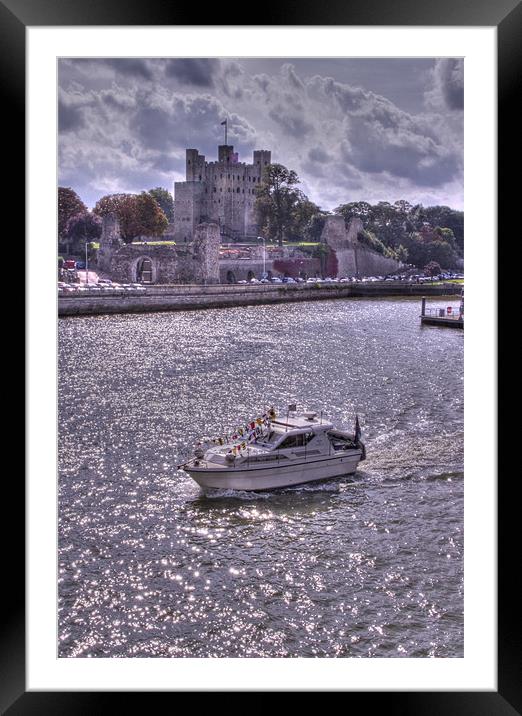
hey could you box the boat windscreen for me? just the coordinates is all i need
[263,430,279,443]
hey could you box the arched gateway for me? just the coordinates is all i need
[135,257,154,284]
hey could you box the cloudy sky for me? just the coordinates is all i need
[58,57,463,211]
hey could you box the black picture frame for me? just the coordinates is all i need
[9,0,518,710]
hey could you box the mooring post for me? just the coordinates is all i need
[421,297,426,316]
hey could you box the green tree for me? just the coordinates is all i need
[287,194,321,242]
[135,192,169,237]
[66,212,102,254]
[424,261,442,277]
[304,211,330,243]
[334,201,373,223]
[148,187,175,223]
[426,239,457,269]
[93,192,168,243]
[396,244,409,263]
[402,232,430,268]
[58,187,87,243]
[255,164,300,246]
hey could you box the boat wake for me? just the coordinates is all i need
[202,488,273,501]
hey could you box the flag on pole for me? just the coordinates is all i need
[354,415,361,443]
[221,120,227,125]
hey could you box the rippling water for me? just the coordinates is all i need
[58,298,463,658]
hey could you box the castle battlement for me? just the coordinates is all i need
[174,143,271,241]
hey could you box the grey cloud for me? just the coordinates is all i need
[347,114,459,187]
[58,58,463,210]
[281,63,305,91]
[425,59,464,111]
[308,147,332,163]
[164,59,220,87]
[268,106,313,137]
[435,59,464,110]
[102,59,155,80]
[59,100,85,132]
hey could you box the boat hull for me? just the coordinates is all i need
[183,451,363,491]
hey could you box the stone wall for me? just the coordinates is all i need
[354,245,403,277]
[191,222,221,284]
[97,213,123,274]
[321,215,402,277]
[59,283,462,317]
[98,213,221,285]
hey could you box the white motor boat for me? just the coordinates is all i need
[180,406,366,491]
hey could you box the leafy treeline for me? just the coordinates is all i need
[253,165,463,269]
[58,186,174,253]
[334,200,463,269]
[59,167,463,270]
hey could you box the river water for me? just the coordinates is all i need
[58,297,463,658]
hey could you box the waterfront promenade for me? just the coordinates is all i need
[58,281,461,317]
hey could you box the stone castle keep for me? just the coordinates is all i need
[95,140,402,285]
[173,144,271,242]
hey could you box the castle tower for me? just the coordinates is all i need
[97,212,123,274]
[173,143,272,243]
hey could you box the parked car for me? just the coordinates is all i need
[271,277,283,283]
[63,259,76,269]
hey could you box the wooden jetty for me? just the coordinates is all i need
[420,294,464,329]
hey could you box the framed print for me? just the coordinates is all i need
[9,0,519,710]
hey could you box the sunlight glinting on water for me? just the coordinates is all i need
[59,298,463,657]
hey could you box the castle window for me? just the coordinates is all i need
[236,187,240,193]
[199,175,202,181]
[213,187,216,192]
